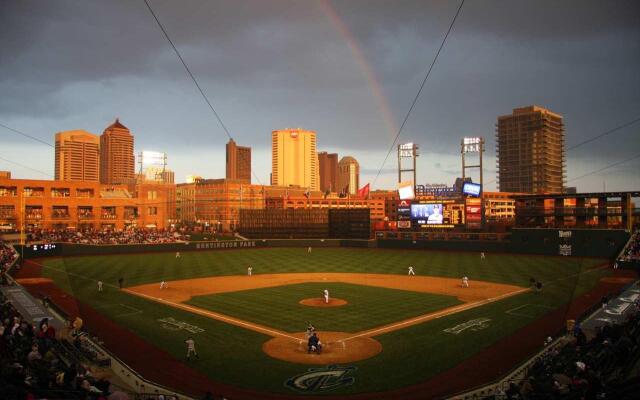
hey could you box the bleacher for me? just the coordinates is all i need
[0,242,125,400]
[486,283,640,400]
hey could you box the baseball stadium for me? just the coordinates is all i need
[1,2,640,400]
[2,190,640,400]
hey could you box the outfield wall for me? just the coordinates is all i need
[379,228,629,258]
[16,228,628,259]
[17,238,376,258]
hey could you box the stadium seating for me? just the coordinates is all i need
[1,253,124,400]
[489,291,640,399]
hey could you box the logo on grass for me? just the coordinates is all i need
[443,318,491,335]
[286,365,356,393]
[157,317,204,334]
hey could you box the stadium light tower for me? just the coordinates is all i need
[398,143,419,185]
[461,137,484,187]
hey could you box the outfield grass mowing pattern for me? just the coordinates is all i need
[187,282,463,333]
[40,248,609,395]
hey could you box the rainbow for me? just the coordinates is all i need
[319,0,398,140]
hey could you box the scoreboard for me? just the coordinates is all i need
[397,198,483,229]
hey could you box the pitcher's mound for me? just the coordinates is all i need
[263,331,382,365]
[299,298,348,307]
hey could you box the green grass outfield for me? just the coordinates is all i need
[41,248,609,396]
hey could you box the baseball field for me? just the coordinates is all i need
[16,247,621,398]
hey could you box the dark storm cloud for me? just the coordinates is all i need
[0,0,638,189]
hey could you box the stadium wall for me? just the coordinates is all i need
[16,228,628,259]
[17,238,376,258]
[379,228,629,258]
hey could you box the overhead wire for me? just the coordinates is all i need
[372,0,465,188]
[0,122,53,147]
[485,116,640,187]
[142,0,263,185]
[0,155,53,177]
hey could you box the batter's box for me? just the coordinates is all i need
[94,303,143,318]
[506,304,555,318]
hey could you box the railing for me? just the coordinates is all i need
[101,214,117,220]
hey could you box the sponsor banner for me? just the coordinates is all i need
[194,241,257,250]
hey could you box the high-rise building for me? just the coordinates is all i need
[54,130,100,182]
[338,156,360,195]
[100,119,135,185]
[496,106,565,193]
[271,129,318,191]
[226,139,251,183]
[318,152,338,192]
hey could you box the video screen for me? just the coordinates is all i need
[398,183,415,200]
[410,203,444,224]
[462,182,482,197]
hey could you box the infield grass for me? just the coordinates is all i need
[187,282,463,332]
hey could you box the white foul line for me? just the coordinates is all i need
[341,287,530,342]
[124,289,300,341]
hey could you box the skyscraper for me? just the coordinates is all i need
[271,129,318,191]
[54,130,100,182]
[318,152,338,192]
[226,139,251,183]
[338,156,360,195]
[100,119,135,185]
[496,106,565,193]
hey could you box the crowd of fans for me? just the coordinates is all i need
[1,241,18,284]
[618,230,640,262]
[0,290,122,400]
[26,228,187,245]
[496,290,640,399]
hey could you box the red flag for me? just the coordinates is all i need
[358,183,370,199]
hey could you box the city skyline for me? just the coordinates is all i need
[1,0,638,191]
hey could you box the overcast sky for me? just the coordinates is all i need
[1,0,638,191]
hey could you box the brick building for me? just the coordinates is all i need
[0,176,175,231]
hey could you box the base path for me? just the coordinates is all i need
[126,272,521,304]
[126,273,526,364]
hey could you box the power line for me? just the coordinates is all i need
[567,116,640,151]
[0,122,53,147]
[567,153,640,183]
[142,0,263,185]
[0,155,53,177]
[372,0,465,188]
[485,116,640,187]
[142,0,232,141]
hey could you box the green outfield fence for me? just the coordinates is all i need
[16,228,630,260]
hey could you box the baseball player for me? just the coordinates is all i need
[323,289,329,304]
[175,251,181,258]
[462,276,469,288]
[247,266,252,276]
[305,323,315,338]
[408,266,415,275]
[97,280,103,292]
[185,337,198,360]
[160,281,168,289]
[480,252,485,260]
[308,246,312,254]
